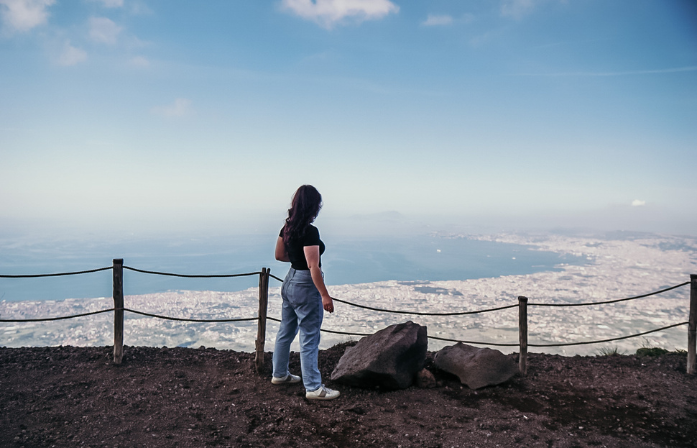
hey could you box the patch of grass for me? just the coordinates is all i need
[636,338,671,357]
[596,346,623,356]
[341,336,356,344]
[636,347,669,356]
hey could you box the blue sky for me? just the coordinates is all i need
[1,0,696,238]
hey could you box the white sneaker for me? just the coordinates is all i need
[271,373,301,385]
[305,385,340,400]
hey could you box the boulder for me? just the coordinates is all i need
[433,343,517,389]
[330,321,427,390]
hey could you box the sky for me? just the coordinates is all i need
[1,0,696,239]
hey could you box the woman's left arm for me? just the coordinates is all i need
[275,237,290,262]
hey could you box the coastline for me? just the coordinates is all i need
[2,232,696,356]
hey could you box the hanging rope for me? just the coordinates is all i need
[0,308,115,322]
[122,266,260,278]
[0,266,112,278]
[122,308,258,323]
[529,282,690,307]
[528,322,688,347]
[328,297,516,316]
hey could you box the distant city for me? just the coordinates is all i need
[1,232,695,357]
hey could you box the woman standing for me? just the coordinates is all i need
[272,185,340,400]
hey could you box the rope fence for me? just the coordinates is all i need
[528,282,691,307]
[269,273,284,283]
[271,273,690,313]
[528,322,689,348]
[1,259,696,375]
[0,308,258,323]
[0,308,116,322]
[123,265,260,278]
[331,297,518,316]
[121,308,258,323]
[0,266,113,278]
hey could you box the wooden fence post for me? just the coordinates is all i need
[688,274,697,375]
[518,296,528,376]
[255,267,270,373]
[113,259,124,365]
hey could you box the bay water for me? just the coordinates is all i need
[0,234,585,303]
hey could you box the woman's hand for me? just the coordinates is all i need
[322,294,334,313]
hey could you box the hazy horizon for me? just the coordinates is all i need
[1,205,696,243]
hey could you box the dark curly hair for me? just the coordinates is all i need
[282,185,323,246]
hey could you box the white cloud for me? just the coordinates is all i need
[501,0,536,19]
[89,16,121,44]
[631,200,646,207]
[128,2,152,15]
[0,0,54,32]
[461,13,475,24]
[422,14,453,27]
[95,0,123,7]
[281,0,398,29]
[150,98,192,118]
[128,55,149,67]
[57,41,87,66]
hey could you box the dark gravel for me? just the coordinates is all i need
[1,343,696,447]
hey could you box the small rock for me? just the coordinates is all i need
[344,405,366,415]
[415,368,436,388]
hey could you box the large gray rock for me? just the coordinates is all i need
[330,321,427,390]
[434,343,517,389]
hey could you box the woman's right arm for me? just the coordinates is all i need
[304,245,334,313]
[275,237,290,262]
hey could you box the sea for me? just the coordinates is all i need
[0,233,585,303]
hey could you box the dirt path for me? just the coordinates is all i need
[1,343,696,447]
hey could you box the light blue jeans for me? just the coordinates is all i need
[272,268,324,392]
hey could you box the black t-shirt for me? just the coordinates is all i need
[280,225,325,271]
